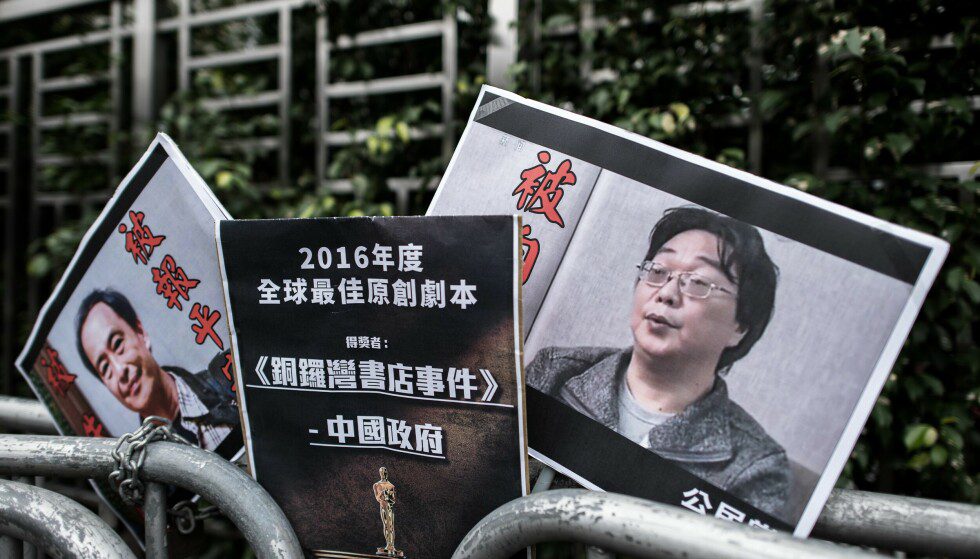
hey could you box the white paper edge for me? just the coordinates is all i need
[512,215,530,499]
[214,220,260,480]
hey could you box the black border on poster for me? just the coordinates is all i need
[476,92,929,286]
[528,387,792,530]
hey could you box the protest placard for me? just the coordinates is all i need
[218,215,528,557]
[17,133,243,533]
[428,86,949,535]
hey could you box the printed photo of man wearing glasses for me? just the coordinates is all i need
[527,206,790,518]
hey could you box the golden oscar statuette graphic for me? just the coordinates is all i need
[373,467,404,557]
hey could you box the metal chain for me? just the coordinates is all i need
[109,416,225,534]
[109,415,192,506]
[169,500,220,535]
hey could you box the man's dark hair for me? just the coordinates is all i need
[75,289,140,377]
[643,206,778,373]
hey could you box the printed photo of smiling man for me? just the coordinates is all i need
[74,288,239,451]
[527,206,789,517]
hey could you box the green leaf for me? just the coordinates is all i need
[669,102,690,122]
[946,267,964,291]
[824,110,849,134]
[930,445,948,467]
[661,112,677,135]
[908,452,931,471]
[844,29,864,57]
[395,121,410,143]
[884,133,913,160]
[909,78,926,96]
[869,27,886,45]
[941,224,965,243]
[941,426,964,449]
[871,403,892,428]
[375,116,395,136]
[759,90,785,116]
[215,171,233,189]
[962,279,980,304]
[792,122,813,142]
[904,423,938,450]
[919,373,944,396]
[27,255,52,278]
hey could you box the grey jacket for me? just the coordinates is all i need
[528,346,791,520]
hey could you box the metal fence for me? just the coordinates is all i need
[521,0,978,179]
[3,0,975,406]
[0,428,303,557]
[0,4,977,553]
[315,7,456,211]
[1,396,979,558]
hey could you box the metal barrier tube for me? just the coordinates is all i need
[814,488,980,559]
[452,489,875,559]
[0,435,302,559]
[0,535,17,557]
[144,482,168,559]
[0,478,135,558]
[3,402,979,557]
[0,397,57,434]
[530,465,554,493]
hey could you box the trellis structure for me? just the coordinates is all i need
[0,0,462,393]
[315,10,456,212]
[519,0,977,182]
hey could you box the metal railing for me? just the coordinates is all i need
[169,0,303,188]
[0,429,303,558]
[2,396,979,558]
[813,488,980,558]
[0,396,58,434]
[452,489,876,559]
[0,478,135,558]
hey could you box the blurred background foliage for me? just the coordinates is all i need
[8,0,978,553]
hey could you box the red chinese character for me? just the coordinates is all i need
[190,303,224,350]
[521,224,540,285]
[82,414,105,437]
[39,346,76,395]
[220,351,236,392]
[513,153,549,211]
[118,210,166,265]
[151,255,200,310]
[512,151,576,228]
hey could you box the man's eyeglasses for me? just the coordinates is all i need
[636,261,736,300]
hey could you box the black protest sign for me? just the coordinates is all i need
[218,215,528,558]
